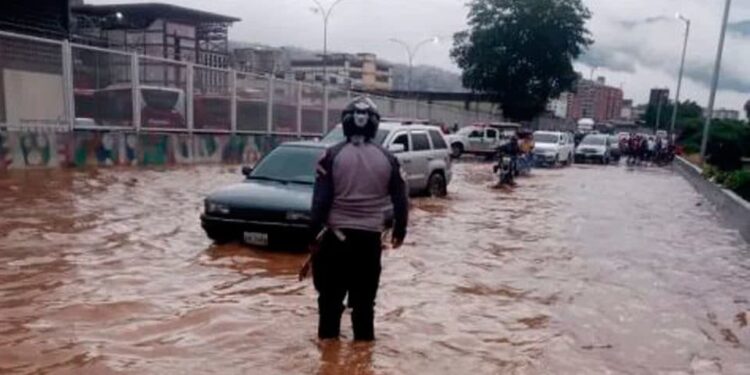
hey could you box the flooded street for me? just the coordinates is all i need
[1,162,749,374]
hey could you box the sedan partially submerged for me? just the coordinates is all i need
[201,142,325,247]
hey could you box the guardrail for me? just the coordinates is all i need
[674,156,750,243]
[0,29,500,137]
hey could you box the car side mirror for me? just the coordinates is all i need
[388,144,406,154]
[241,166,253,177]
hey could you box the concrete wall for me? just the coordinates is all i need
[0,129,297,170]
[674,156,750,243]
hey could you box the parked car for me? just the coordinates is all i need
[323,121,453,197]
[202,142,327,246]
[575,134,612,164]
[608,135,622,162]
[532,131,575,167]
[202,141,400,247]
[449,122,521,158]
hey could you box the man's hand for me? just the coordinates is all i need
[391,237,404,250]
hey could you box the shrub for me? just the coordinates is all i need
[725,170,750,201]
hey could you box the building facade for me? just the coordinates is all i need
[705,108,740,121]
[620,99,634,120]
[289,53,392,91]
[71,3,239,91]
[567,77,624,123]
[546,93,570,118]
[649,88,670,107]
[232,46,285,76]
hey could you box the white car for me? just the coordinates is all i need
[323,121,453,197]
[449,123,521,158]
[532,131,575,167]
[575,134,612,164]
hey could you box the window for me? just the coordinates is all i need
[412,132,431,151]
[392,133,410,152]
[429,130,448,150]
[486,129,498,140]
[469,130,483,138]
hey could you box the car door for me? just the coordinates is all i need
[467,128,484,153]
[408,131,433,192]
[559,133,570,162]
[484,128,499,153]
[389,131,419,189]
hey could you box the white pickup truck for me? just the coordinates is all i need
[449,123,521,158]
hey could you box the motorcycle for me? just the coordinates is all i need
[493,152,516,186]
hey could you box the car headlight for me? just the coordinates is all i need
[205,201,230,215]
[286,211,311,222]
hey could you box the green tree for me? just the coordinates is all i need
[451,0,592,121]
[642,100,703,131]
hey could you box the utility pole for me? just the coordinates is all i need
[700,0,732,162]
[669,14,691,143]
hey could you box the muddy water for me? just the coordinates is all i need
[1,163,749,374]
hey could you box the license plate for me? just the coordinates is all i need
[243,232,269,246]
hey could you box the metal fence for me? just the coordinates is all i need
[0,30,500,136]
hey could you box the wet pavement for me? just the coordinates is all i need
[1,162,749,374]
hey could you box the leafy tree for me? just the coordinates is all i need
[643,100,703,131]
[451,0,592,121]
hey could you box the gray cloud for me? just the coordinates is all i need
[578,46,637,73]
[729,20,750,37]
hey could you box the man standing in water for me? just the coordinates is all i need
[309,97,409,341]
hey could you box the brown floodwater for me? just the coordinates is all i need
[1,163,749,374]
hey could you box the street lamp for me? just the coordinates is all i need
[389,37,439,93]
[310,0,352,85]
[669,13,690,143]
[700,0,733,162]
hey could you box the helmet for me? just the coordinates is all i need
[341,97,380,141]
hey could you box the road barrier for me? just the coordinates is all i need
[674,156,750,243]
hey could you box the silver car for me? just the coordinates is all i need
[323,121,453,197]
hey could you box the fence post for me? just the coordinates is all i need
[267,75,274,134]
[131,53,141,132]
[61,40,75,131]
[323,85,329,134]
[296,82,303,138]
[186,63,194,132]
[230,70,237,133]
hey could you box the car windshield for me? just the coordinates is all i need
[250,146,324,184]
[581,136,607,146]
[322,127,390,145]
[534,133,559,143]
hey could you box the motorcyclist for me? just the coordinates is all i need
[309,97,409,341]
[494,135,520,186]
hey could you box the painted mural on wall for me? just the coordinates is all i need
[0,130,69,169]
[0,130,301,170]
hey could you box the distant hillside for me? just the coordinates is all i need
[229,41,467,92]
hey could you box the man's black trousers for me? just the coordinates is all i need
[312,228,382,341]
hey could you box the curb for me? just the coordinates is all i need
[674,156,750,243]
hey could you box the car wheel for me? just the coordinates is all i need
[427,172,448,198]
[451,144,463,159]
[206,229,233,244]
[566,153,574,166]
[554,155,560,167]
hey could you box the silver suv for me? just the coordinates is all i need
[322,120,453,197]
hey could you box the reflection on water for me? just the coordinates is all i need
[1,163,749,374]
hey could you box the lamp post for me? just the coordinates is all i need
[669,13,690,143]
[310,0,351,86]
[389,37,439,94]
[700,0,733,162]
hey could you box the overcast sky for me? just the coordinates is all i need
[90,0,750,117]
